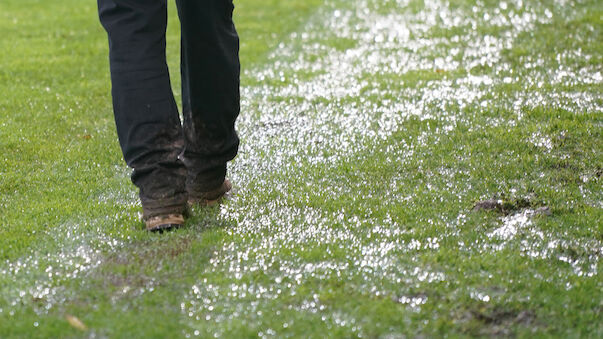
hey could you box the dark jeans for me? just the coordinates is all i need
[98,0,240,218]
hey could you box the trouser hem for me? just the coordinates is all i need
[186,163,227,193]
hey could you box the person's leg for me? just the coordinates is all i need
[175,0,240,196]
[98,0,187,224]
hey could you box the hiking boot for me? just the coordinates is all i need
[144,213,185,232]
[188,179,232,206]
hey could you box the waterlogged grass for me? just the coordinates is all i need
[0,0,601,337]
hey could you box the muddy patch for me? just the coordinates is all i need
[472,195,551,217]
[84,234,206,304]
[462,306,538,337]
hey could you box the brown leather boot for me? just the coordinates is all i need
[144,213,185,232]
[188,179,232,206]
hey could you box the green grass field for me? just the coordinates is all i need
[1,0,601,337]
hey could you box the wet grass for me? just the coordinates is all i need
[1,0,601,337]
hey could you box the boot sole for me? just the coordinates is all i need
[145,214,185,232]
